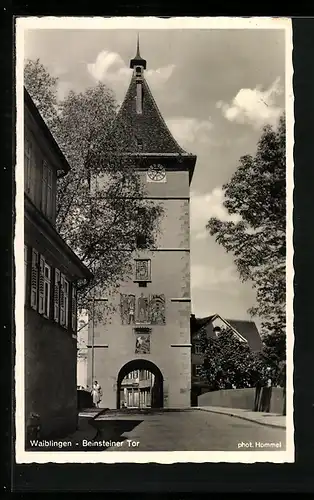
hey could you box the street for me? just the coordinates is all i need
[90,409,286,451]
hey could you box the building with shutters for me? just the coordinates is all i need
[120,369,155,408]
[86,38,197,409]
[24,87,93,440]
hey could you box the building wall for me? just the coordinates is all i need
[87,167,192,408]
[25,308,77,438]
[24,105,57,225]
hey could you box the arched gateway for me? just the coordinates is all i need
[116,359,163,409]
[86,38,197,409]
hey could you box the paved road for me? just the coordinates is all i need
[90,409,286,451]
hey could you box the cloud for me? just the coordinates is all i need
[167,117,213,148]
[191,263,239,293]
[190,187,241,240]
[87,50,175,93]
[146,64,176,87]
[216,77,283,129]
[87,51,129,83]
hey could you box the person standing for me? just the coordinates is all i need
[91,380,102,408]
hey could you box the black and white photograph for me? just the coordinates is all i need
[15,17,294,464]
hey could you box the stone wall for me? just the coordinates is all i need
[198,387,285,415]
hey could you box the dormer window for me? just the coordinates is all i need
[136,80,143,114]
[136,137,143,150]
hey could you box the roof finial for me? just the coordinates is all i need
[136,32,140,57]
[130,32,147,70]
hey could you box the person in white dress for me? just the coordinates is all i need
[91,380,102,408]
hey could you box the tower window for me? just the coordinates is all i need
[136,82,143,114]
[136,234,148,249]
[135,66,143,77]
[137,138,143,150]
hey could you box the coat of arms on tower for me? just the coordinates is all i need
[135,333,150,354]
[135,259,151,281]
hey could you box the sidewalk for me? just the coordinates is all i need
[196,406,286,429]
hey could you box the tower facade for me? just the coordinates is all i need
[87,41,197,408]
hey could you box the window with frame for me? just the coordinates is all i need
[136,137,143,150]
[194,343,202,355]
[136,234,148,249]
[195,365,202,377]
[136,82,143,114]
[38,256,51,319]
[41,160,53,220]
[71,284,77,332]
[24,137,32,195]
[54,269,61,323]
[60,274,69,328]
[30,249,39,310]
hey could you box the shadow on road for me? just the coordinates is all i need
[91,419,144,450]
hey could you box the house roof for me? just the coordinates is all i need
[191,313,262,352]
[24,87,70,176]
[225,319,262,351]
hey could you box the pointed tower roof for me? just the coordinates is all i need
[108,38,196,161]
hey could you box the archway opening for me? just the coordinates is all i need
[116,359,164,409]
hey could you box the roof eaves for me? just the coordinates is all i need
[24,87,70,175]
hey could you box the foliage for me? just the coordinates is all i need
[24,59,164,310]
[207,115,286,337]
[259,330,286,386]
[199,328,268,391]
[24,59,58,123]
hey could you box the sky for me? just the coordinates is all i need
[23,22,287,325]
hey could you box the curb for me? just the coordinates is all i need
[196,407,286,430]
[90,408,109,421]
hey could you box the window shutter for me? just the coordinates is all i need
[54,269,60,323]
[30,249,39,310]
[38,256,45,314]
[60,274,65,326]
[71,284,77,332]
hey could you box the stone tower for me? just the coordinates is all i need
[87,38,197,408]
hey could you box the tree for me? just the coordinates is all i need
[24,59,59,123]
[259,330,286,386]
[199,328,267,391]
[24,59,164,312]
[207,115,286,339]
